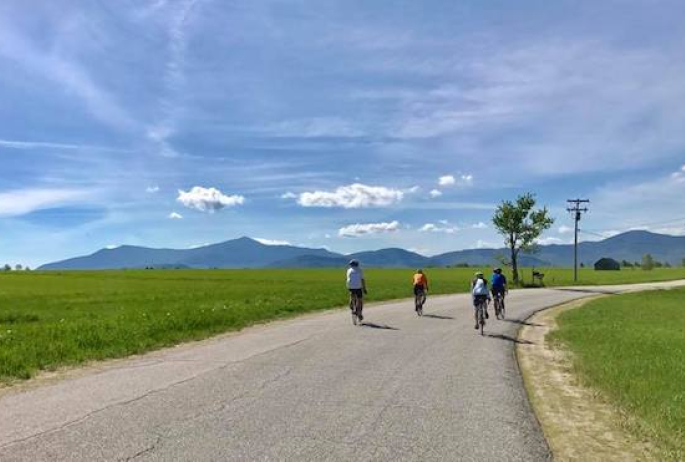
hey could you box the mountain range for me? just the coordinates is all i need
[38,230,685,270]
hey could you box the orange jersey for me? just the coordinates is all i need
[413,273,428,287]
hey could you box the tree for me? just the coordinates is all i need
[642,254,655,271]
[621,260,633,268]
[14,264,22,271]
[682,257,685,268]
[3,264,10,271]
[664,262,672,268]
[492,193,554,285]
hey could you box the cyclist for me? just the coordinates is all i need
[346,259,367,321]
[412,269,429,312]
[471,272,491,329]
[491,268,507,308]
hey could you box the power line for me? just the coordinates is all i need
[567,199,590,282]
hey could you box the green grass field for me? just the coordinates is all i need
[1,267,685,383]
[552,288,685,459]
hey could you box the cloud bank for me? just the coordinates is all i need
[339,221,400,237]
[298,184,403,208]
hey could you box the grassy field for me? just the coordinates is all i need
[1,267,685,383]
[552,288,685,459]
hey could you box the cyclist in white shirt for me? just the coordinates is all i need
[471,272,491,329]
[346,260,367,321]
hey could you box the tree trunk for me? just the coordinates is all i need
[511,245,519,285]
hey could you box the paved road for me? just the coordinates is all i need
[1,281,683,461]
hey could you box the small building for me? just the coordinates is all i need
[594,257,621,271]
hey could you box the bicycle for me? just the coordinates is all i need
[350,291,363,325]
[493,292,505,320]
[475,296,488,335]
[414,288,426,316]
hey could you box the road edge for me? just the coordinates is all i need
[515,297,660,461]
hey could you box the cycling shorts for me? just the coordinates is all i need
[473,294,488,308]
[491,287,505,298]
[413,285,426,296]
[349,288,364,299]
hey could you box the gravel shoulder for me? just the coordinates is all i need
[516,299,660,461]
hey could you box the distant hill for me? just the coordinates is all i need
[38,231,685,270]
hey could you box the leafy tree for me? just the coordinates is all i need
[641,254,655,271]
[492,193,554,285]
[14,264,22,271]
[621,260,633,268]
[682,257,685,268]
[664,262,672,268]
[3,264,11,271]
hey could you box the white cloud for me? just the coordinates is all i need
[168,212,183,219]
[476,239,499,249]
[438,174,473,188]
[438,175,455,186]
[298,183,403,208]
[0,188,88,217]
[146,186,160,193]
[280,191,297,199]
[188,243,209,249]
[177,186,245,212]
[419,223,459,234]
[459,174,474,185]
[535,237,565,246]
[254,238,292,246]
[105,244,120,250]
[429,189,443,198]
[472,222,488,229]
[558,225,573,234]
[406,186,421,193]
[671,165,685,182]
[339,221,400,237]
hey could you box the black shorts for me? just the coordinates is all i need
[491,288,505,298]
[349,288,363,299]
[413,285,426,296]
[473,294,488,308]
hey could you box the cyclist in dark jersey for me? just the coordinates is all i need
[490,268,507,299]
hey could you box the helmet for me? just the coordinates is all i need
[494,268,502,274]
[475,271,484,277]
[349,259,359,267]
[417,269,423,274]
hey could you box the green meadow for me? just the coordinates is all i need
[1,267,685,383]
[552,288,685,459]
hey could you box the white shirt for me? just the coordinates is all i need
[472,278,489,296]
[346,267,364,289]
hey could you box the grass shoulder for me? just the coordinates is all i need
[548,288,685,460]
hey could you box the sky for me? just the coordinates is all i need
[1,0,685,267]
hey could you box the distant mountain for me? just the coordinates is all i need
[534,230,685,267]
[348,248,429,268]
[38,231,685,270]
[39,237,341,270]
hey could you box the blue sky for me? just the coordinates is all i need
[2,0,685,266]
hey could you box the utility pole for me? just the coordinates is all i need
[567,199,590,282]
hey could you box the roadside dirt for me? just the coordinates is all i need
[517,299,660,461]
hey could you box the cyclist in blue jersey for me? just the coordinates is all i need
[490,268,508,318]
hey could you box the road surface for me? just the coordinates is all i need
[1,281,683,461]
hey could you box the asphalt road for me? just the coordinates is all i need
[1,281,683,461]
